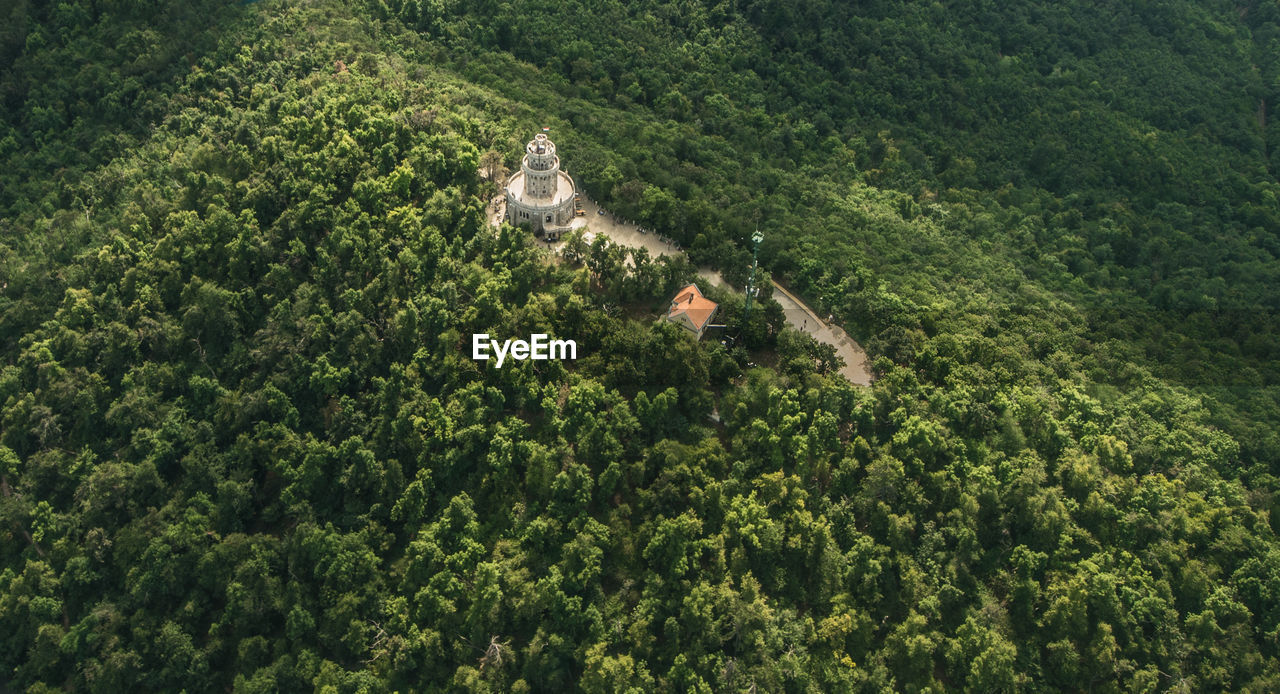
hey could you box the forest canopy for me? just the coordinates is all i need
[1,0,1279,691]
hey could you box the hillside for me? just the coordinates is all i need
[2,0,1279,691]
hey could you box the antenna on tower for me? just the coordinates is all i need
[744,230,764,319]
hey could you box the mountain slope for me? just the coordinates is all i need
[1,1,1278,691]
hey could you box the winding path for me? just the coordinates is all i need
[768,282,873,385]
[490,194,873,385]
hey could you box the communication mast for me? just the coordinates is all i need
[744,230,764,319]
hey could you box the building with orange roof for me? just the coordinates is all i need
[665,283,719,339]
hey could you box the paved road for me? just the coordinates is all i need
[576,197,681,259]
[769,282,873,385]
[491,194,873,385]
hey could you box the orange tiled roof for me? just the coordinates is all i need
[668,283,717,331]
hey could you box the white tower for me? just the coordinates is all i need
[504,131,577,236]
[522,134,559,199]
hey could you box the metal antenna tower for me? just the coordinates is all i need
[744,230,764,319]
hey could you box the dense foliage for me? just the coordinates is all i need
[2,0,1279,691]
